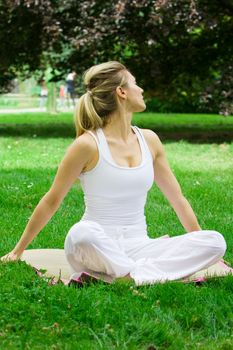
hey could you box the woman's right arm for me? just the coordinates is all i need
[1,134,95,262]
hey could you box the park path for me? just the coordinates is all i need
[0,107,75,114]
[0,108,46,114]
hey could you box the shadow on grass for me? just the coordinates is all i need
[0,122,233,143]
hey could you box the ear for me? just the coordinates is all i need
[116,86,127,100]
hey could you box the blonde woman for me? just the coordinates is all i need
[1,61,227,286]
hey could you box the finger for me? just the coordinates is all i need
[1,255,13,262]
[0,256,9,262]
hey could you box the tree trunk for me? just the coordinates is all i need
[47,82,57,114]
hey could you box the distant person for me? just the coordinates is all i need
[39,81,48,109]
[59,84,66,110]
[66,71,76,108]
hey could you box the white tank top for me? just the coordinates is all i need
[79,126,154,228]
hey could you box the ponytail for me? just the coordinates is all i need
[75,93,103,137]
[74,61,128,137]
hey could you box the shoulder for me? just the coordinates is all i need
[140,128,161,143]
[70,131,97,149]
[65,131,98,160]
[137,127,163,159]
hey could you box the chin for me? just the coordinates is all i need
[135,103,146,112]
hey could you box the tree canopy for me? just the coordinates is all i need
[0,0,232,114]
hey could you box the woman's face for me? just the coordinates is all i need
[123,71,146,113]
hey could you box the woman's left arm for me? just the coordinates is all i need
[143,129,201,233]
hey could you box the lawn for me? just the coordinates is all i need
[0,112,233,128]
[0,135,233,349]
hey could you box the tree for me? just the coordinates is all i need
[0,0,232,114]
[53,0,233,114]
[0,0,59,91]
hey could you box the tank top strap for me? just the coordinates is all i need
[86,130,99,145]
[132,126,153,161]
[86,129,107,159]
[96,128,115,163]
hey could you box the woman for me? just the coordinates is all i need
[1,61,227,286]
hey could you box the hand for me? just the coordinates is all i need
[0,250,21,262]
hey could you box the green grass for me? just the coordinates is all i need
[0,112,73,124]
[0,136,233,349]
[134,113,233,130]
[0,112,233,141]
[0,112,233,127]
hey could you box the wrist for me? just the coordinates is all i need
[12,247,24,256]
[186,225,201,232]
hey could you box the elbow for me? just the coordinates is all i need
[42,191,62,211]
[178,193,188,206]
[169,191,187,207]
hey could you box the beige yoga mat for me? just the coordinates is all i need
[21,249,72,280]
[21,249,114,284]
[21,248,233,285]
[181,259,233,283]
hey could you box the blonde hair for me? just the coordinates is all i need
[74,61,128,136]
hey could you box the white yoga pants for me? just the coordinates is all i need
[64,220,227,286]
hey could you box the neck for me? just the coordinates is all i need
[103,110,133,142]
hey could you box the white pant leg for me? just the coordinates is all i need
[123,230,227,285]
[64,220,136,279]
